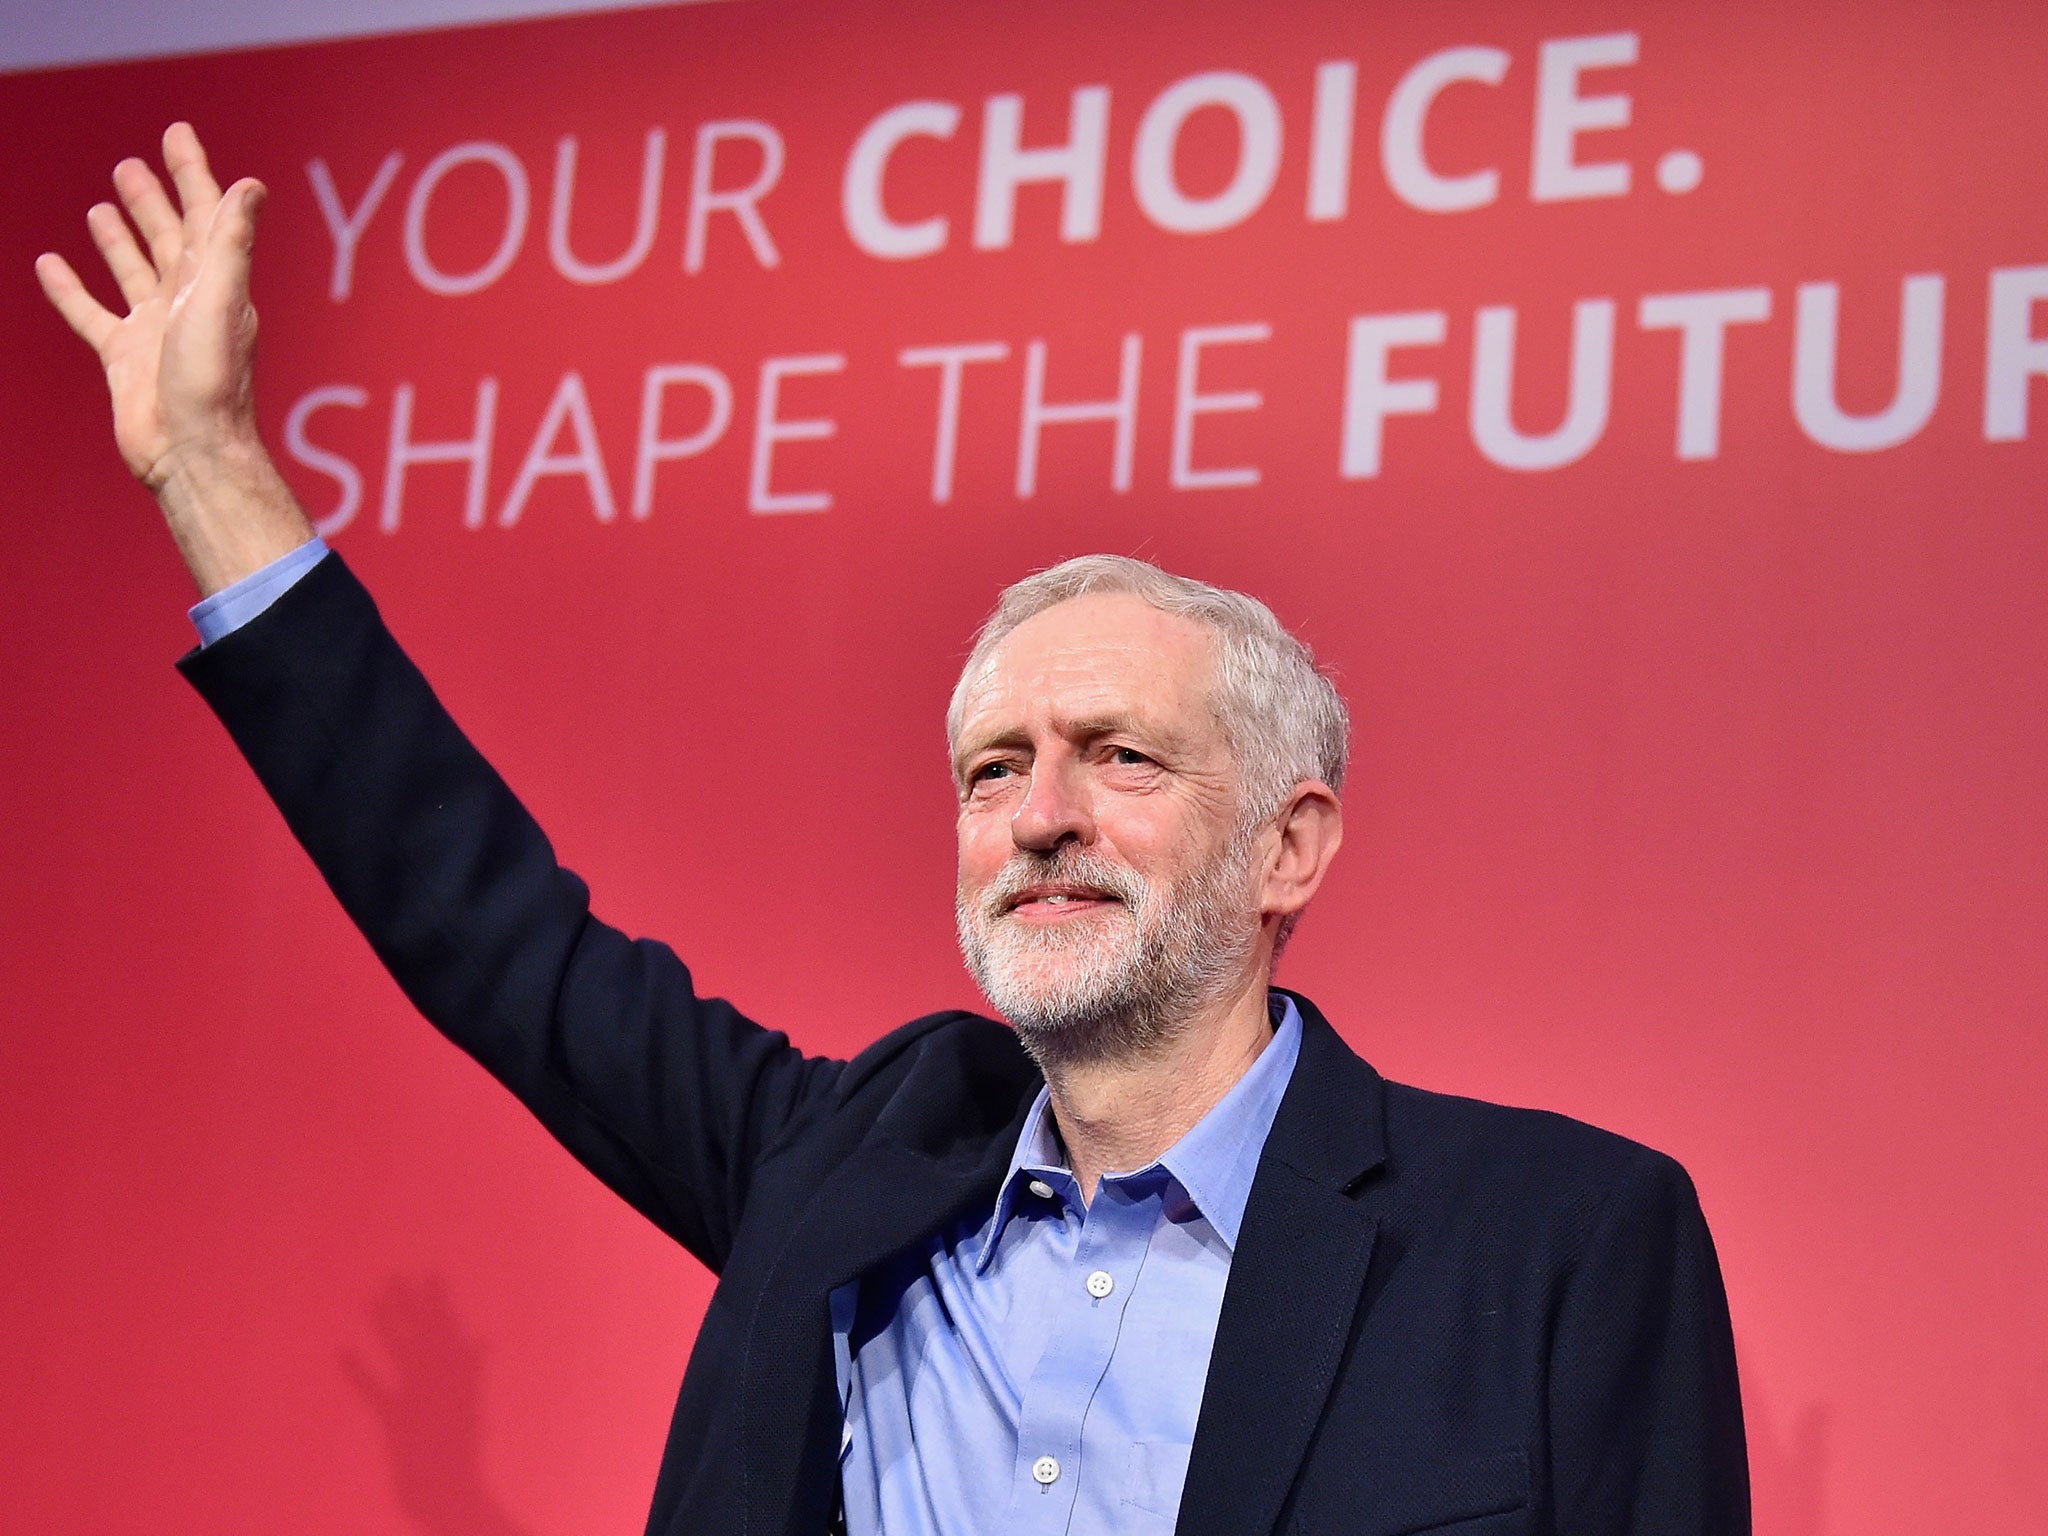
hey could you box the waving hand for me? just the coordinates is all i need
[37,122,314,597]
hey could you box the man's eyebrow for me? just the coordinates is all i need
[953,725,1029,776]
[953,713,1183,774]
[1065,713,1160,743]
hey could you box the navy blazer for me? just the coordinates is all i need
[180,555,1749,1536]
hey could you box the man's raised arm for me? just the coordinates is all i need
[36,126,844,1270]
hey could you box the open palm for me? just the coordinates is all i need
[38,122,312,597]
[36,121,266,490]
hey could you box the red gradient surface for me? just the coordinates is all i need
[2,2,2044,1532]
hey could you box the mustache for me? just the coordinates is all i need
[975,847,1150,916]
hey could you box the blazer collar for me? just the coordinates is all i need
[1176,990,1389,1536]
[1260,988,1389,1189]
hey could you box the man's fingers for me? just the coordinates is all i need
[33,252,119,353]
[85,200,159,309]
[163,122,223,226]
[191,178,266,316]
[220,177,267,248]
[112,156,183,277]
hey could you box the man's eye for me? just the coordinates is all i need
[1109,747,1152,766]
[971,762,1014,784]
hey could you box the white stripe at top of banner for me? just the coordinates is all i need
[0,0,738,75]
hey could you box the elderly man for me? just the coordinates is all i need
[39,127,1748,1535]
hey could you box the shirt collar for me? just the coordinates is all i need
[975,1089,1071,1271]
[1154,992,1301,1249]
[976,992,1304,1269]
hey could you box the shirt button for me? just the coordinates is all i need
[1085,1269,1115,1298]
[1032,1455,1061,1485]
[1028,1179,1056,1200]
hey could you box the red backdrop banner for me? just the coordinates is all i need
[3,2,2044,1532]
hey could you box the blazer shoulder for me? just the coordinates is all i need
[1386,1077,1682,1167]
[810,1008,1038,1120]
[835,1008,1009,1089]
[1378,1078,1701,1236]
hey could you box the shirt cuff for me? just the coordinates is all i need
[188,537,332,646]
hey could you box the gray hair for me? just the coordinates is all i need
[946,555,1350,821]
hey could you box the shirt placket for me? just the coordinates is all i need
[1007,1172,1159,1533]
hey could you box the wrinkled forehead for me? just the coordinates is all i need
[952,592,1227,749]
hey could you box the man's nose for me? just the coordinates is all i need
[1010,758,1095,851]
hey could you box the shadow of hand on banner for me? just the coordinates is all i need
[1742,1349,1830,1536]
[342,1273,536,1536]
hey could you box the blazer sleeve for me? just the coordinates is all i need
[1546,1149,1752,1535]
[177,553,841,1272]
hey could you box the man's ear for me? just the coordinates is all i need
[1258,781,1344,922]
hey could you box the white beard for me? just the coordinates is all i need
[956,829,1261,1069]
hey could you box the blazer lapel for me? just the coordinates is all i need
[1176,994,1389,1536]
[740,1023,1039,1536]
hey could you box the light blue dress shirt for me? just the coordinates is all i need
[836,997,1301,1536]
[187,535,330,646]
[196,544,1306,1536]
